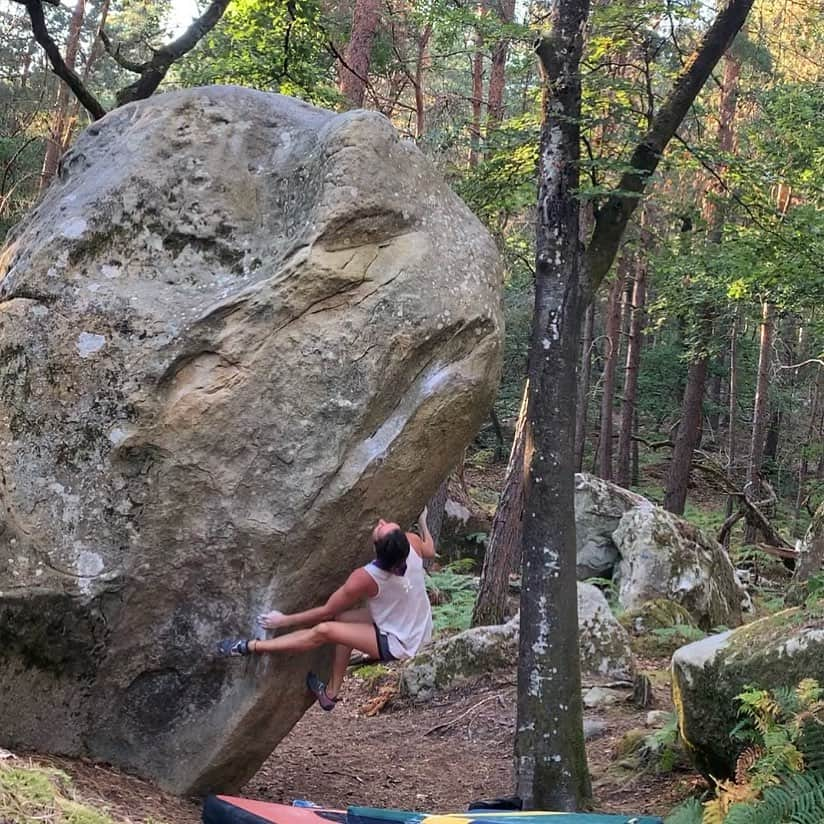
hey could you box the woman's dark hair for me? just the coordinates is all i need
[374,528,410,575]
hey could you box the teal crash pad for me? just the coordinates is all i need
[347,807,663,824]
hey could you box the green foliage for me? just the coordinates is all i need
[651,624,706,644]
[445,557,477,574]
[643,714,690,774]
[804,573,824,611]
[683,679,824,822]
[352,663,391,685]
[723,771,824,824]
[664,798,704,824]
[426,568,476,633]
[0,760,119,824]
[176,0,339,104]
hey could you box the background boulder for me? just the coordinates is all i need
[574,473,650,579]
[672,610,824,779]
[0,87,503,794]
[613,506,746,629]
[401,582,634,699]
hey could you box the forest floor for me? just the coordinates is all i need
[22,655,703,824]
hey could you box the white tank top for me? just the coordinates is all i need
[363,545,433,659]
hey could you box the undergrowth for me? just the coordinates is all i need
[665,678,824,823]
[0,759,116,824]
[427,563,477,633]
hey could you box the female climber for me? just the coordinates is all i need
[217,509,435,711]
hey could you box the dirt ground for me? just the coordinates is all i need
[27,658,703,824]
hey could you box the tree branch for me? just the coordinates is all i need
[115,0,231,106]
[18,0,106,120]
[585,0,755,296]
[99,30,148,73]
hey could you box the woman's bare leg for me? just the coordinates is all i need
[250,620,380,660]
[327,608,373,698]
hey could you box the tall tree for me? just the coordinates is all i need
[486,0,516,127]
[664,48,741,514]
[339,0,382,107]
[617,248,648,487]
[517,0,590,806]
[597,264,625,481]
[574,302,594,472]
[744,300,776,541]
[518,0,755,805]
[39,0,84,190]
[472,386,527,627]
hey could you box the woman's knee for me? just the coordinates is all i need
[314,622,336,642]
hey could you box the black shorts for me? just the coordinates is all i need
[373,624,397,662]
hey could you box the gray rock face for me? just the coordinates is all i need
[574,473,649,579]
[577,581,635,681]
[0,88,503,793]
[672,611,824,779]
[613,506,746,629]
[401,583,634,699]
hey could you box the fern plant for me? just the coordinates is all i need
[669,679,824,823]
[663,798,703,824]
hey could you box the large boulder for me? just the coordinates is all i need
[401,582,634,699]
[0,88,503,793]
[574,473,650,579]
[672,610,824,779]
[613,505,747,629]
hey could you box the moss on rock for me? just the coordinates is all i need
[672,608,824,780]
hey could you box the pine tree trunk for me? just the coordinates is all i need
[425,478,450,549]
[339,0,382,108]
[486,0,516,127]
[724,310,739,547]
[472,386,527,627]
[412,24,432,139]
[598,265,625,481]
[517,1,591,806]
[664,353,709,514]
[744,301,776,542]
[574,302,594,472]
[616,254,647,488]
[469,14,484,167]
[788,500,824,604]
[794,371,823,535]
[39,0,86,191]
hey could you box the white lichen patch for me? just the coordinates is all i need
[61,217,87,239]
[76,332,106,358]
[108,427,130,445]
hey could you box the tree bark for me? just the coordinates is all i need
[425,478,450,550]
[724,310,739,547]
[412,24,432,140]
[788,500,824,605]
[516,0,591,807]
[472,386,527,627]
[597,266,625,481]
[486,0,516,127]
[616,254,647,487]
[664,354,709,514]
[744,302,776,542]
[574,302,595,472]
[39,0,86,190]
[794,370,823,535]
[469,12,484,167]
[339,0,382,108]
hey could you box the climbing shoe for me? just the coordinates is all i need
[217,638,251,657]
[306,672,338,711]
